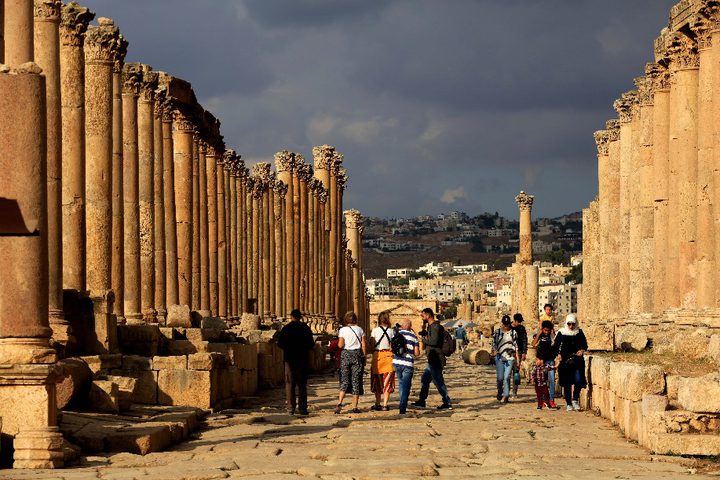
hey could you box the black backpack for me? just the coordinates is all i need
[391,328,408,356]
[441,327,456,357]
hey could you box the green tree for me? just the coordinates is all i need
[566,262,583,284]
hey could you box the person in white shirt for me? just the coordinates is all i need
[369,311,395,411]
[335,311,367,414]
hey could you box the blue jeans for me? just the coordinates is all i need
[418,363,451,405]
[545,360,556,400]
[394,364,414,411]
[495,356,516,399]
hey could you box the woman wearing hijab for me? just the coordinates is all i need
[553,314,588,411]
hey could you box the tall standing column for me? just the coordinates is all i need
[153,91,167,323]
[85,18,121,351]
[191,135,200,312]
[238,163,249,314]
[121,63,142,324]
[138,67,158,322]
[216,152,228,318]
[60,3,94,293]
[251,175,263,315]
[229,155,239,319]
[245,178,255,313]
[34,0,68,341]
[206,146,219,315]
[162,103,179,307]
[292,158,302,308]
[274,180,287,318]
[668,34,699,311]
[337,172,348,315]
[298,163,312,311]
[693,18,715,309]
[4,0,33,64]
[515,191,539,326]
[307,181,317,313]
[224,155,232,316]
[110,37,127,326]
[710,12,720,307]
[344,210,363,317]
[173,111,194,307]
[313,146,333,315]
[276,151,295,313]
[198,141,210,316]
[594,130,610,321]
[606,120,622,320]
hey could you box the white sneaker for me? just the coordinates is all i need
[572,401,581,411]
[566,405,574,411]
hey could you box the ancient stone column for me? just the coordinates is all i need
[0,62,65,470]
[337,171,349,316]
[85,18,120,351]
[251,173,263,315]
[216,151,228,318]
[710,10,720,307]
[292,158,302,308]
[245,177,256,313]
[693,17,715,309]
[229,155,239,319]
[344,210,363,316]
[307,181,317,313]
[173,111,194,307]
[206,145,219,315]
[60,3,94,293]
[313,145,334,315]
[5,0,34,64]
[516,191,533,266]
[162,102,179,307]
[254,163,273,317]
[515,191,539,326]
[649,63,670,314]
[110,37,127,326]
[274,179,287,317]
[269,180,277,316]
[668,33,699,311]
[34,0,68,341]
[191,135,200,312]
[153,90,167,324]
[198,141,210,317]
[224,157,232,316]
[138,67,158,322]
[594,130,611,320]
[605,120,622,319]
[237,163,249,314]
[275,151,295,314]
[121,63,142,324]
[297,162,313,311]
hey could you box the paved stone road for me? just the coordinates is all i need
[2,357,716,479]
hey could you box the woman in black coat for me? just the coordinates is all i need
[553,314,588,411]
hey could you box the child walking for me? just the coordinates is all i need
[530,358,556,409]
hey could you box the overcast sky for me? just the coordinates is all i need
[83,0,677,219]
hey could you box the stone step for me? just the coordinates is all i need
[59,405,206,456]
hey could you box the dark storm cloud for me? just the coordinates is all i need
[80,0,677,219]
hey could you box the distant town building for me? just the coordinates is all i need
[452,264,488,275]
[366,278,391,298]
[387,268,413,279]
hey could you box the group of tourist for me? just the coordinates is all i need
[277,303,588,415]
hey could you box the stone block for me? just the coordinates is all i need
[152,355,187,370]
[244,330,263,344]
[201,317,228,330]
[678,373,720,412]
[187,353,225,371]
[79,354,122,374]
[157,369,214,409]
[648,431,720,456]
[166,340,200,355]
[117,325,160,357]
[159,327,184,340]
[208,343,229,356]
[110,369,158,405]
[707,335,720,366]
[105,376,138,411]
[615,325,647,352]
[672,329,710,359]
[589,355,610,390]
[240,313,260,332]
[88,380,119,413]
[105,424,173,455]
[641,394,668,417]
[167,304,192,328]
[608,362,664,401]
[121,355,153,371]
[585,325,614,351]
[56,358,93,410]
[666,374,680,401]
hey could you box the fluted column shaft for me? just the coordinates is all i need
[191,137,200,311]
[138,72,157,322]
[162,112,179,307]
[276,153,294,314]
[199,142,210,316]
[651,72,670,314]
[230,167,239,318]
[153,101,166,323]
[173,114,194,307]
[216,156,227,318]
[110,54,124,325]
[206,148,219,315]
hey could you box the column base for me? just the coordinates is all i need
[0,338,56,365]
[125,312,144,325]
[13,427,65,469]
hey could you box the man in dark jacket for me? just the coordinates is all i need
[277,309,315,415]
[413,308,452,410]
[511,313,528,397]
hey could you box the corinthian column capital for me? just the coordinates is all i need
[34,0,61,22]
[60,2,95,47]
[274,150,295,173]
[515,191,534,211]
[85,18,121,65]
[691,15,713,50]
[312,144,336,170]
[613,90,638,124]
[646,62,670,92]
[634,76,653,106]
[344,209,363,230]
[296,161,314,183]
[139,66,159,103]
[173,110,195,133]
[336,166,349,191]
[605,119,620,142]
[122,63,142,96]
[667,32,699,70]
[113,35,128,74]
[593,130,610,156]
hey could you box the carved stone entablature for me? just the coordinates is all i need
[139,67,159,103]
[594,130,610,156]
[296,161,314,183]
[605,119,620,142]
[111,35,128,74]
[654,28,671,65]
[85,18,121,65]
[121,63,142,96]
[274,150,294,173]
[667,33,699,70]
[344,209,363,230]
[60,2,95,47]
[701,3,720,32]
[634,76,653,106]
[173,110,195,133]
[613,91,638,124]
[515,191,534,211]
[312,145,336,171]
[34,0,62,22]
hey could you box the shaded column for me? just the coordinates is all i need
[275,151,295,313]
[191,135,200,312]
[223,153,232,317]
[121,63,142,324]
[344,210,363,317]
[668,33,699,310]
[307,181,317,313]
[60,3,93,292]
[34,0,65,340]
[246,177,256,313]
[274,179,287,318]
[110,37,127,326]
[173,111,194,307]
[268,179,276,317]
[216,151,228,318]
[138,67,158,322]
[711,13,720,307]
[206,146,219,315]
[5,0,33,64]
[229,154,239,319]
[251,172,264,315]
[313,146,334,316]
[85,19,121,351]
[297,162,313,311]
[162,102,179,307]
[237,162,249,314]
[292,158,302,308]
[198,141,210,316]
[153,90,167,323]
[337,172,349,315]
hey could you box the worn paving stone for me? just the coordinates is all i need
[2,357,717,479]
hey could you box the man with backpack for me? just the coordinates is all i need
[492,315,521,404]
[391,318,420,414]
[413,308,453,410]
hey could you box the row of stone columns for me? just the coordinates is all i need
[583,3,720,327]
